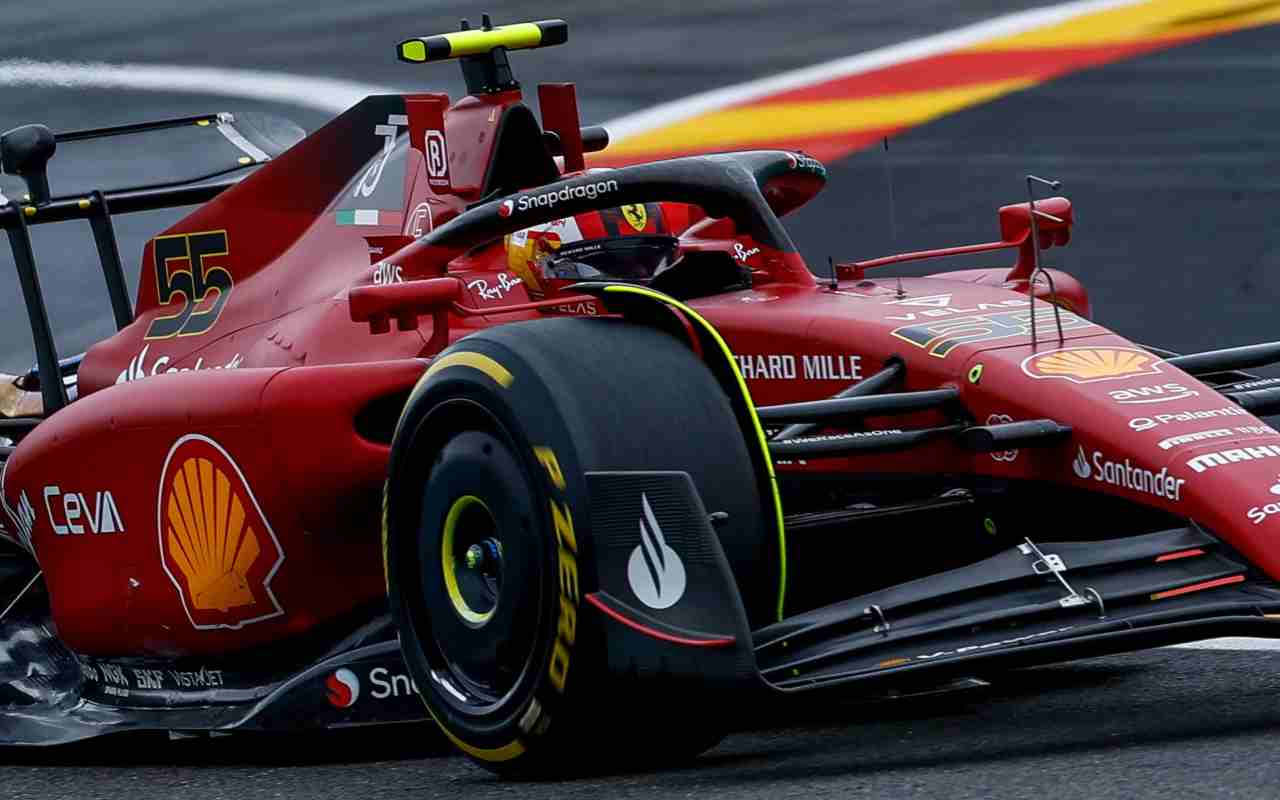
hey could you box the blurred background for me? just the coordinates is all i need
[0,0,1277,373]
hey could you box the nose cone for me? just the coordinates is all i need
[976,339,1280,582]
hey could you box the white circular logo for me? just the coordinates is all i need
[626,493,687,610]
[326,668,360,708]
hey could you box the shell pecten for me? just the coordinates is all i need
[1031,348,1151,380]
[165,456,260,612]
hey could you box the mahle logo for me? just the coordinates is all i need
[1187,444,1280,473]
[626,493,686,610]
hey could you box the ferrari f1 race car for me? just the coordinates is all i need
[3,16,1280,777]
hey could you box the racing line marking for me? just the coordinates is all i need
[0,59,397,115]
[1170,637,1280,651]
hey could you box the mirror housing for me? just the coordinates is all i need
[349,277,462,354]
[1,124,56,205]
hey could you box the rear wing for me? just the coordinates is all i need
[0,112,302,414]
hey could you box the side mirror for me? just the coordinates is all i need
[1,124,56,205]
[1000,196,1073,282]
[350,277,462,358]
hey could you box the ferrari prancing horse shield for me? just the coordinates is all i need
[620,203,647,232]
[158,434,285,630]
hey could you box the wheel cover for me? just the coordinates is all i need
[413,424,547,717]
[440,495,500,626]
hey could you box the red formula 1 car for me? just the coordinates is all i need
[4,16,1280,776]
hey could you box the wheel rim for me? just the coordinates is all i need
[413,423,546,716]
[440,495,501,626]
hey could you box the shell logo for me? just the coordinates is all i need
[158,434,285,630]
[1021,347,1163,384]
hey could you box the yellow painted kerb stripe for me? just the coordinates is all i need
[603,285,789,621]
[606,79,1032,157]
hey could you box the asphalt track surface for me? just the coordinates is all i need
[4,1,1280,798]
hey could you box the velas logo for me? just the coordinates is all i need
[157,435,285,630]
[882,293,953,307]
[499,199,513,218]
[627,493,686,610]
[1022,347,1162,383]
[326,669,360,708]
[512,179,619,214]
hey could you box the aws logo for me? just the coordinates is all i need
[157,435,285,630]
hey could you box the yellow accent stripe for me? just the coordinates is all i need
[399,40,428,62]
[441,495,494,625]
[424,351,514,388]
[602,285,789,621]
[603,79,1032,158]
[437,23,545,57]
[432,712,527,762]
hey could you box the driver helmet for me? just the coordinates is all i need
[504,202,700,299]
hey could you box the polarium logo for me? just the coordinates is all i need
[626,493,686,610]
[1073,446,1092,479]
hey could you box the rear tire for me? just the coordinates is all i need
[384,318,763,776]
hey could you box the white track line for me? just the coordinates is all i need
[0,59,398,115]
[1169,638,1280,651]
[0,0,1146,128]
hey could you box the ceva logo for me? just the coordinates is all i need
[326,668,360,709]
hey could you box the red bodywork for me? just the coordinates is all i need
[3,80,1276,659]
